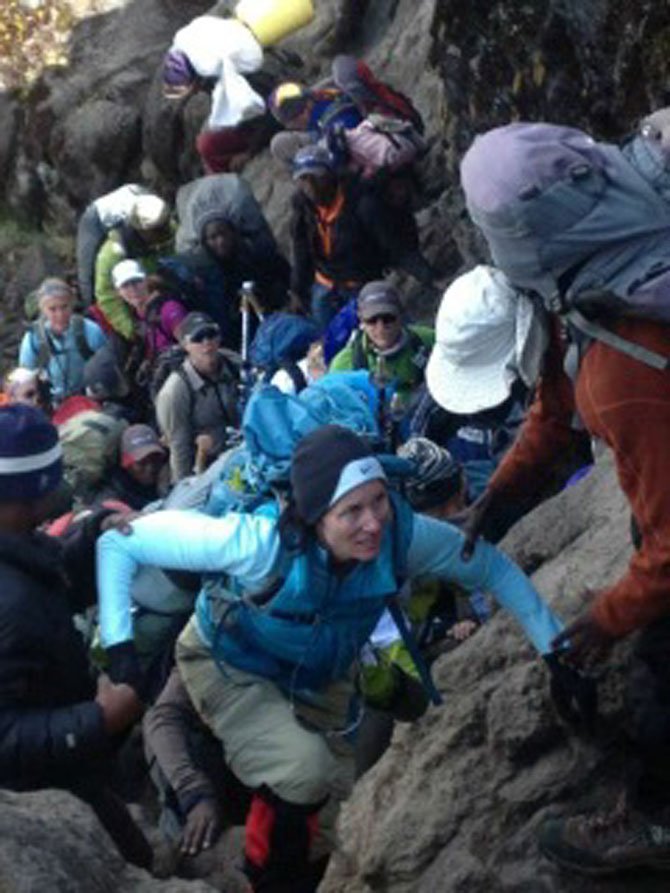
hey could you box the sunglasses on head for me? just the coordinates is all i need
[364,313,398,326]
[189,325,220,343]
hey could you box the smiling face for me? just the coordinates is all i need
[361,312,403,351]
[118,277,150,312]
[41,293,73,335]
[317,479,390,564]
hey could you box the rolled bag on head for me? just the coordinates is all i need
[175,173,277,255]
[235,0,315,46]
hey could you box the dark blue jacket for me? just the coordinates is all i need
[0,526,107,788]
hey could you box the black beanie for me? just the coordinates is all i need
[290,425,385,525]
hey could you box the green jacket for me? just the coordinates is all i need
[330,324,434,398]
[94,230,173,340]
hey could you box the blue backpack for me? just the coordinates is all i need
[205,381,380,514]
[461,121,670,370]
[323,297,359,363]
[248,312,320,392]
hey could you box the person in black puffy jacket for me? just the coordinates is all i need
[0,403,151,868]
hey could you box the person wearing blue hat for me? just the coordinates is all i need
[290,144,435,332]
[0,404,151,867]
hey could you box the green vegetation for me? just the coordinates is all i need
[0,210,73,267]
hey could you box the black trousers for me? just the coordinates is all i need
[627,615,670,813]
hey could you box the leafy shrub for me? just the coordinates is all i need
[0,1,101,90]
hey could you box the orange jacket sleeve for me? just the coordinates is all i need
[488,321,583,501]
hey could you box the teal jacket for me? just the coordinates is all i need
[98,494,563,693]
[194,495,413,691]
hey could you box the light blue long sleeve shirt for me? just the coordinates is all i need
[97,507,562,655]
[19,318,107,402]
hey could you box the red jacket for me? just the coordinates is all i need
[489,317,670,638]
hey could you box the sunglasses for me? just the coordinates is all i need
[188,326,221,343]
[363,313,399,326]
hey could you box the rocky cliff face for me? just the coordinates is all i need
[3,0,667,308]
[322,453,663,893]
[1,1,669,890]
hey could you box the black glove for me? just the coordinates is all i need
[544,652,598,728]
[387,665,430,723]
[107,640,142,692]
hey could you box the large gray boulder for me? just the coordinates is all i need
[0,789,217,892]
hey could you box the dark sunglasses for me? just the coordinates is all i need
[364,313,399,326]
[189,325,220,343]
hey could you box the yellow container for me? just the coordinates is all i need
[235,0,315,46]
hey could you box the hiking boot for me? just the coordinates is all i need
[539,796,670,875]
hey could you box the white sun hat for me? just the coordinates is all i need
[426,265,548,414]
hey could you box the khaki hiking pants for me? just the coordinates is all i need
[176,618,355,858]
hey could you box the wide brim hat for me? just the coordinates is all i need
[426,265,548,414]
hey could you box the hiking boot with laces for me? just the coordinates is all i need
[539,795,670,875]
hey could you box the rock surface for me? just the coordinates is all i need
[0,457,660,893]
[322,453,668,892]
[0,789,218,892]
[2,0,667,293]
[1,2,670,891]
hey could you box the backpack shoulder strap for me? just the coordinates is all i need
[388,490,412,586]
[72,314,95,360]
[567,309,670,371]
[31,319,52,369]
[385,597,443,706]
[350,330,368,369]
[386,491,443,706]
[176,364,197,413]
[406,327,431,371]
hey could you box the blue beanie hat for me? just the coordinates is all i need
[0,405,63,503]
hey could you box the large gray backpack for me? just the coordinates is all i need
[461,119,670,370]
